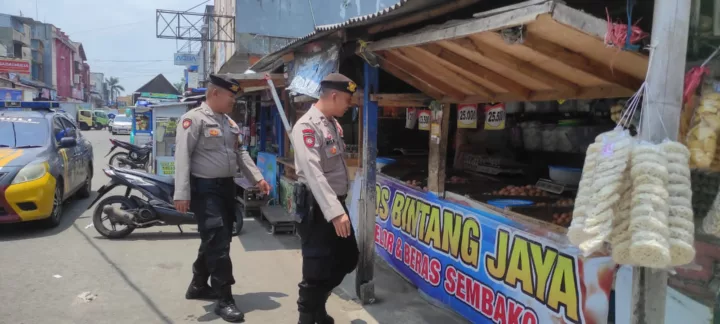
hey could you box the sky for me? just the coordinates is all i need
[1,0,207,95]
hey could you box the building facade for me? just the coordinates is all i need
[211,0,389,74]
[53,29,75,100]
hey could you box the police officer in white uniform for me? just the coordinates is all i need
[291,73,360,324]
[174,74,271,323]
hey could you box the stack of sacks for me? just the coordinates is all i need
[628,143,671,268]
[579,130,633,256]
[661,141,696,266]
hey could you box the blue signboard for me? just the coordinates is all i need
[256,152,278,201]
[370,174,614,324]
[174,53,200,66]
[0,89,23,101]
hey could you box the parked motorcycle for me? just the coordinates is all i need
[106,139,152,170]
[89,166,243,239]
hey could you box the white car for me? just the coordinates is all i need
[110,116,132,135]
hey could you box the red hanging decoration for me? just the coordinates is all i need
[604,8,648,50]
[683,66,710,107]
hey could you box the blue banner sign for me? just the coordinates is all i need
[174,53,200,66]
[372,174,614,324]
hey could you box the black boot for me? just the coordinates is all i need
[298,312,315,324]
[315,292,334,324]
[185,278,218,300]
[214,287,244,323]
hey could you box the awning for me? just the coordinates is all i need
[363,0,649,103]
[217,72,287,93]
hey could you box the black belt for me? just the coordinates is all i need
[190,176,234,185]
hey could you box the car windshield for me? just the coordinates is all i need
[0,117,49,148]
[113,116,131,123]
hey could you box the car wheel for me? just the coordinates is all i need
[93,195,137,239]
[39,183,63,228]
[76,168,92,199]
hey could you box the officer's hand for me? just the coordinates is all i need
[175,200,190,214]
[332,214,351,238]
[257,179,271,195]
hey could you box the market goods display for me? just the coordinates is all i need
[579,129,633,256]
[610,102,624,123]
[489,185,550,197]
[568,127,696,267]
[686,91,720,168]
[551,212,573,226]
[661,141,696,266]
[628,142,671,268]
[568,142,602,245]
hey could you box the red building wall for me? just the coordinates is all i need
[54,32,74,100]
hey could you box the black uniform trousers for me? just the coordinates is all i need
[189,176,237,295]
[297,196,359,314]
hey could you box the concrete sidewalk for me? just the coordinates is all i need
[228,217,469,324]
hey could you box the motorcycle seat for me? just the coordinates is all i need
[115,139,148,151]
[116,168,175,186]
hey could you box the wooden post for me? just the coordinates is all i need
[357,62,378,304]
[631,0,691,323]
[427,103,451,196]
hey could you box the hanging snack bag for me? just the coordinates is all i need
[628,141,671,268]
[686,86,720,169]
[578,127,633,256]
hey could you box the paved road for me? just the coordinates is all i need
[0,130,340,324]
[0,129,468,324]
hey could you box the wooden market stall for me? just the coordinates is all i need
[352,1,654,323]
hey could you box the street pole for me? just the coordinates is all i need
[632,0,691,323]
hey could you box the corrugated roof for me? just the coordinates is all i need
[249,0,446,72]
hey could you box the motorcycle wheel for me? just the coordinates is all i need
[109,152,130,169]
[93,195,137,239]
[233,202,244,236]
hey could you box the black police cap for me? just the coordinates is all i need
[320,73,357,94]
[209,74,241,95]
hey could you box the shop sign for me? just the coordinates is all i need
[457,104,478,129]
[405,108,417,129]
[139,92,179,99]
[0,88,23,101]
[157,160,175,176]
[484,103,506,130]
[256,152,278,201]
[373,174,614,324]
[0,59,30,74]
[187,72,199,89]
[418,109,431,131]
[174,52,200,66]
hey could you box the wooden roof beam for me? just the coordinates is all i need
[398,47,494,99]
[441,37,580,93]
[370,93,433,107]
[377,58,446,100]
[420,43,531,99]
[516,32,644,91]
[380,50,467,101]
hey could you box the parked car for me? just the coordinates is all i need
[109,116,132,135]
[0,102,94,227]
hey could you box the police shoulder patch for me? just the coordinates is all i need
[302,128,316,148]
[182,118,192,129]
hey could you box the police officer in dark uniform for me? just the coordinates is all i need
[291,73,360,324]
[175,75,271,323]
